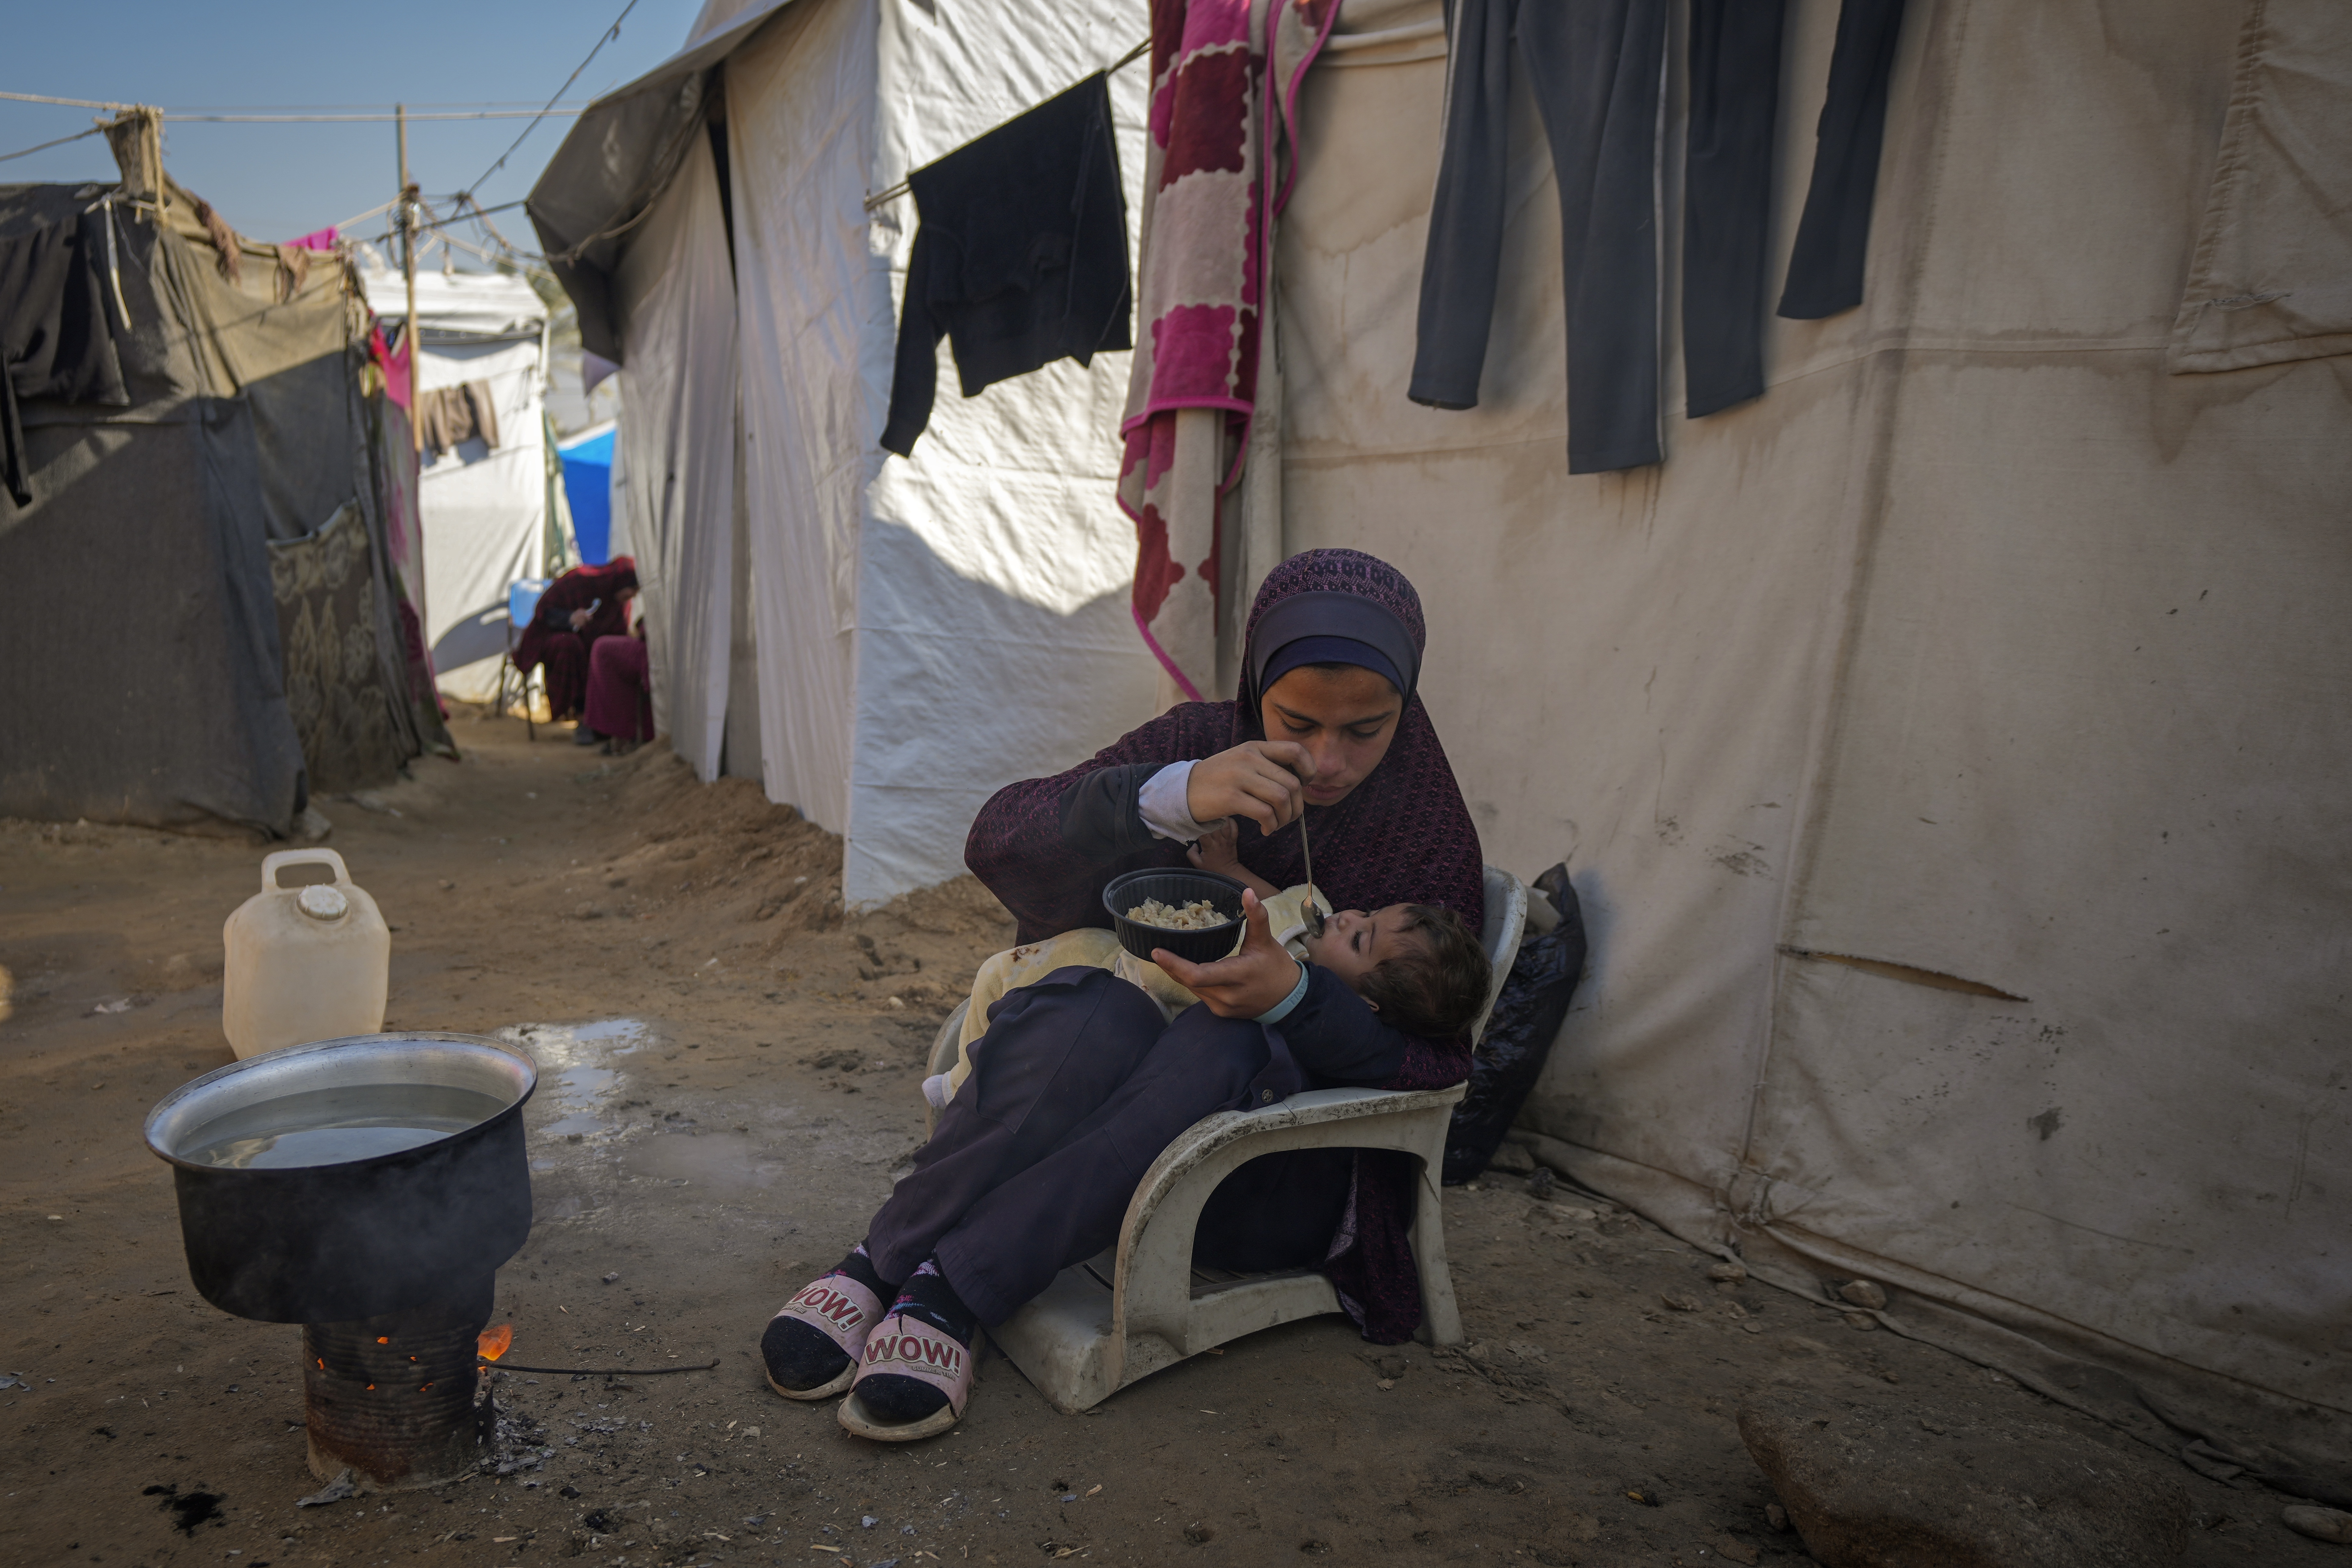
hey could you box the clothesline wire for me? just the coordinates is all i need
[330,196,399,233]
[170,100,590,113]
[0,89,134,110]
[862,36,1152,214]
[173,109,592,123]
[455,0,642,205]
[0,122,108,163]
[460,191,531,259]
[0,92,549,265]
[2,89,595,116]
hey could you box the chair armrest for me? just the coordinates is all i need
[1125,1083,1467,1222]
[1110,1082,1466,1359]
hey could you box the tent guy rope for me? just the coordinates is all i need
[456,0,644,205]
[0,123,108,163]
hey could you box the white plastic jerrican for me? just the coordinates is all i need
[221,849,391,1060]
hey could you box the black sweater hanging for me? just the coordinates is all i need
[880,73,1132,458]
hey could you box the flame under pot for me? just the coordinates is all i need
[303,1274,494,1490]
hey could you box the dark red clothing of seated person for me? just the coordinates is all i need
[585,633,654,747]
[512,557,637,720]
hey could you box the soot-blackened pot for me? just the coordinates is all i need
[143,1032,536,1323]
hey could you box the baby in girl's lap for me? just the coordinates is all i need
[924,821,1490,1111]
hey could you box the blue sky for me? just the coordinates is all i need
[1,0,707,246]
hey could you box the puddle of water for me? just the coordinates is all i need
[499,1019,652,1143]
[622,1131,787,1193]
[504,1018,651,1069]
[539,1112,609,1138]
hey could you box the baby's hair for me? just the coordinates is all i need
[1358,904,1491,1041]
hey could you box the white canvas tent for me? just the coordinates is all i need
[1260,0,2350,1484]
[529,0,1158,905]
[358,264,558,703]
[534,0,2352,1484]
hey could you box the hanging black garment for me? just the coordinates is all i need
[880,74,1132,458]
[1409,0,1670,476]
[1778,0,1908,320]
[1682,0,1786,417]
[0,192,130,505]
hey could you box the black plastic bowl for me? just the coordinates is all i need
[1104,868,1248,965]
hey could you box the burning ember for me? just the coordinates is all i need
[303,1291,494,1490]
[477,1323,514,1362]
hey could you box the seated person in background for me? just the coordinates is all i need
[923,817,1486,1112]
[509,556,638,728]
[583,623,654,756]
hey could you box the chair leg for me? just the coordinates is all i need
[1409,1152,1465,1346]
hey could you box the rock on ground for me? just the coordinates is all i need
[1739,1388,2191,1567]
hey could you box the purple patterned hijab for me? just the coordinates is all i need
[967,547,1484,944]
[1219,550,1481,929]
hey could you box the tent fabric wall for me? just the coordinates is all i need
[725,0,875,840]
[411,337,551,704]
[614,130,739,781]
[359,269,551,705]
[2168,0,2352,373]
[1274,0,2350,1475]
[849,1,1158,904]
[526,0,791,362]
[537,0,1155,904]
[723,0,1157,903]
[2,179,419,834]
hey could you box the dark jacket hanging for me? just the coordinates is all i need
[0,196,130,505]
[880,73,1133,458]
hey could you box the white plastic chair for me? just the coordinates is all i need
[921,866,1528,1413]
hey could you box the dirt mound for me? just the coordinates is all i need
[573,746,1017,1023]
[602,746,846,933]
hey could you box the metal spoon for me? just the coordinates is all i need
[1297,809,1325,938]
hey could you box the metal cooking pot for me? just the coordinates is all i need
[143,1032,536,1324]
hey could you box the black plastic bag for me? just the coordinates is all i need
[1442,863,1586,1184]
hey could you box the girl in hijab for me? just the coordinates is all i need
[760,549,1485,1439]
[509,556,638,728]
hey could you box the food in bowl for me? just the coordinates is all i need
[1124,896,1231,931]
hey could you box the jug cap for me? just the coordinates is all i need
[296,885,350,922]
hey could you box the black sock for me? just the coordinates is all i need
[761,1246,894,1392]
[858,1262,977,1424]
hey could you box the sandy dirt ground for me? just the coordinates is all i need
[1,714,2330,1567]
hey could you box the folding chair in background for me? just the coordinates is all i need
[495,578,550,738]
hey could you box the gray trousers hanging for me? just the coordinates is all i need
[1682,0,1787,417]
[1779,0,1908,319]
[1409,0,1668,476]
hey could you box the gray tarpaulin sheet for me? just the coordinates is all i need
[527,0,798,363]
[1,176,415,833]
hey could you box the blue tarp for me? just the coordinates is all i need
[559,425,615,565]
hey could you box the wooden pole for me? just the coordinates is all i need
[398,104,421,453]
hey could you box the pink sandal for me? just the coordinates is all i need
[836,1312,977,1441]
[763,1273,884,1400]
